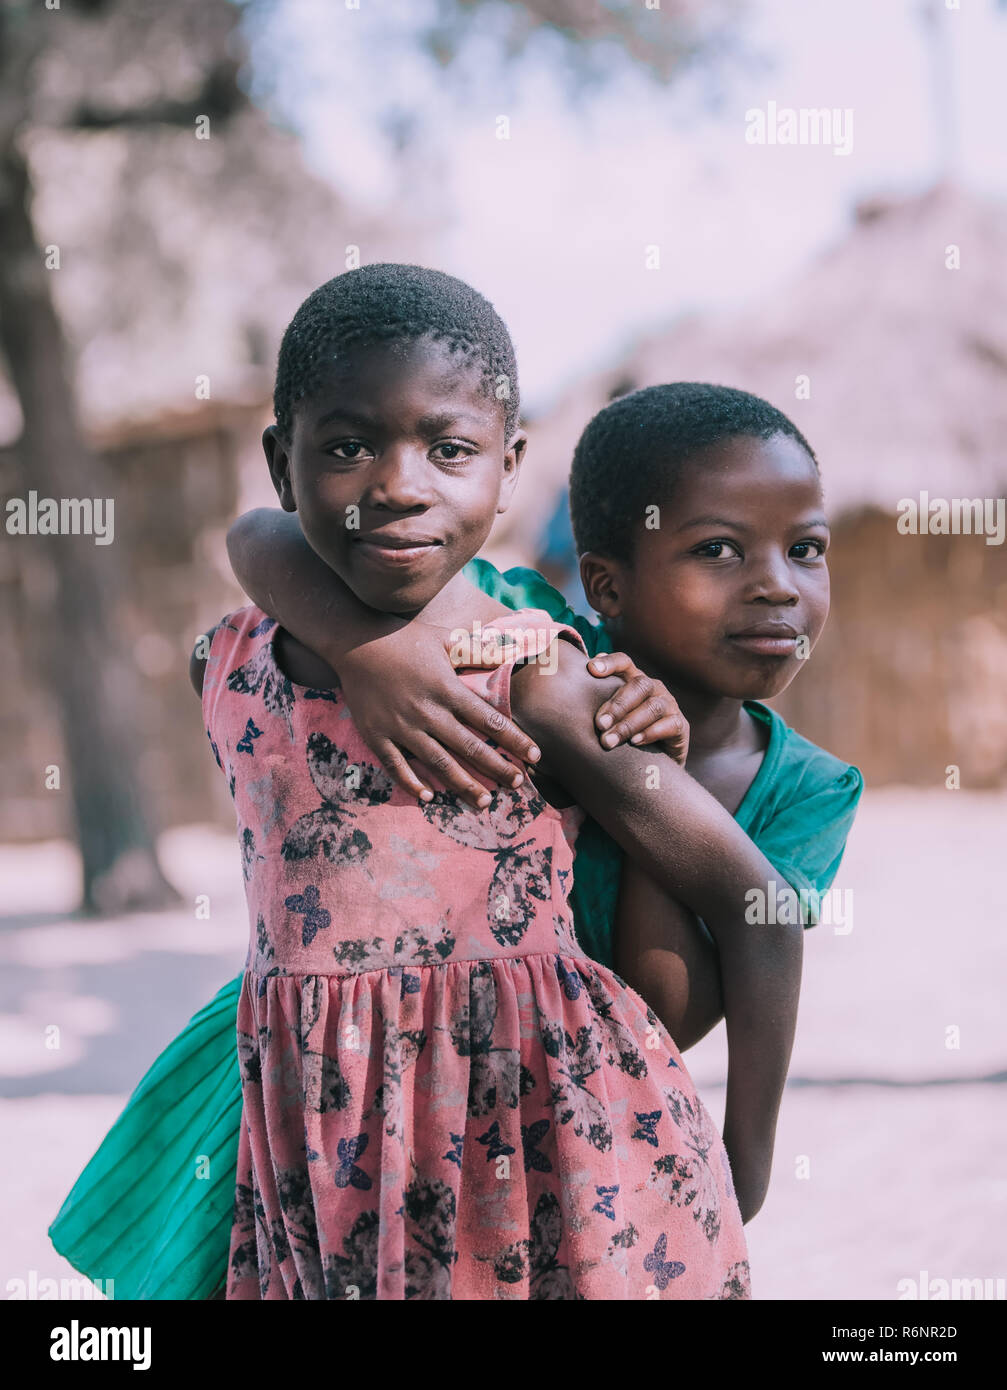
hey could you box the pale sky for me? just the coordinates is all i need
[243,0,1007,414]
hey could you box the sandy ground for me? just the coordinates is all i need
[1,788,1004,1301]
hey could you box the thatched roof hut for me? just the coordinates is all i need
[492,186,1007,788]
[494,184,1007,551]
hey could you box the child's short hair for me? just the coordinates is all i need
[569,382,817,562]
[273,263,519,443]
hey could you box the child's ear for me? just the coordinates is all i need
[580,551,624,620]
[262,426,297,512]
[496,431,527,515]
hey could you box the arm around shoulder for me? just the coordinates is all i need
[513,638,802,1222]
[511,639,779,928]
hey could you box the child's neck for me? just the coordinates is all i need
[409,569,513,628]
[660,684,769,818]
[671,689,757,757]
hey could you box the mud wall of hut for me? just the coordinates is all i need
[773,507,1007,790]
[0,422,250,844]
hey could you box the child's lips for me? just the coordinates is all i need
[352,534,443,567]
[727,623,801,657]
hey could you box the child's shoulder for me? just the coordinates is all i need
[741,702,863,901]
[189,604,273,696]
[211,605,275,650]
[745,700,863,806]
[464,557,610,657]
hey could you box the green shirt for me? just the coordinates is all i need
[463,556,864,968]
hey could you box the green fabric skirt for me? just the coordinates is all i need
[48,973,243,1300]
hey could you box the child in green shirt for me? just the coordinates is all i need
[49,381,860,1299]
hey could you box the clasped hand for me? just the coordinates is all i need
[338,622,688,809]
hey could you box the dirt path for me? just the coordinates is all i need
[2,791,1004,1300]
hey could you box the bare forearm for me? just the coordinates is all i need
[607,774,801,1213]
[514,651,802,1215]
[609,795,801,1217]
[226,509,405,662]
[721,909,801,1208]
[616,847,800,1213]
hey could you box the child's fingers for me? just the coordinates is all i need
[424,703,527,791]
[587,652,634,683]
[447,687,542,771]
[371,738,436,803]
[598,697,679,749]
[632,716,690,766]
[594,674,658,734]
[400,731,497,810]
[589,653,689,758]
[434,625,540,769]
[589,654,654,731]
[628,714,687,746]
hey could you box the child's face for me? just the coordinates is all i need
[264,337,523,614]
[585,433,830,702]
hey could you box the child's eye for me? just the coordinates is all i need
[693,539,742,559]
[790,539,827,559]
[327,440,373,461]
[431,442,474,463]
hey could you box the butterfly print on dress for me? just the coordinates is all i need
[240,827,264,883]
[369,1019,427,1140]
[334,1133,372,1191]
[274,1165,323,1288]
[645,1087,723,1244]
[520,1119,552,1174]
[284,884,331,946]
[322,1210,380,1300]
[298,977,353,1116]
[592,1185,619,1221]
[490,1191,575,1300]
[643,1232,686,1290]
[420,788,555,948]
[227,641,296,737]
[541,1020,612,1153]
[401,1177,459,1300]
[580,968,648,1080]
[228,1178,258,1289]
[475,1120,516,1163]
[281,732,393,865]
[236,718,263,755]
[605,1222,639,1281]
[710,1260,752,1300]
[447,961,531,1116]
[632,1110,662,1148]
[332,917,456,974]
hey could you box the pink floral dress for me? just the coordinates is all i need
[202,604,750,1300]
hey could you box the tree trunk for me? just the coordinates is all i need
[0,137,179,914]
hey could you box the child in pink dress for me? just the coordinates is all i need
[203,605,745,1299]
[190,263,800,1299]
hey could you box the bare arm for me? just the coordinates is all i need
[226,509,690,807]
[227,509,540,806]
[512,640,802,1222]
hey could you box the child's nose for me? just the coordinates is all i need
[747,553,801,604]
[364,444,437,510]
